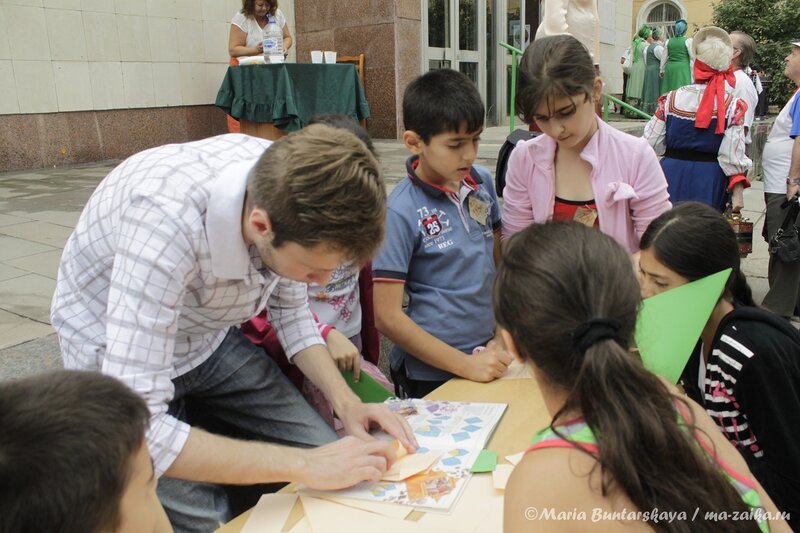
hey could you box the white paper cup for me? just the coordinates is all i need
[310,50,323,64]
[324,51,337,64]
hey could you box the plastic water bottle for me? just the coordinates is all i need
[262,17,283,63]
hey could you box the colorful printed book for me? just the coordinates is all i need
[321,399,507,512]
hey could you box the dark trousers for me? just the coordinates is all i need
[762,193,800,317]
[389,361,447,399]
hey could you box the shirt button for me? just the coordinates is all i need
[750,444,759,452]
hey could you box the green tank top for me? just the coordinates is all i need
[526,408,769,532]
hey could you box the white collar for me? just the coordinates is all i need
[206,159,258,279]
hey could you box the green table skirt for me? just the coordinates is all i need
[215,63,370,132]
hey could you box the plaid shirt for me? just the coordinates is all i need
[52,134,324,476]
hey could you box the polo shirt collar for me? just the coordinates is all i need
[206,159,257,279]
[405,155,481,199]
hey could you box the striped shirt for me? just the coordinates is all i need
[51,134,324,476]
[701,331,763,459]
[682,307,800,519]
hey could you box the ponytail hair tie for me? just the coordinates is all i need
[571,318,622,354]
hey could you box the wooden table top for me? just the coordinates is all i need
[215,376,550,532]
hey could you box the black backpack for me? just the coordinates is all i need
[494,129,541,198]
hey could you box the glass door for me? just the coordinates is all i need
[425,0,487,103]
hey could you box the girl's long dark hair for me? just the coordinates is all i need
[640,202,756,307]
[494,222,757,532]
[516,34,596,125]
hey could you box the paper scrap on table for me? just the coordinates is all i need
[382,451,441,481]
[298,491,413,519]
[288,517,311,533]
[636,269,730,383]
[241,493,297,533]
[299,495,462,533]
[492,464,514,490]
[418,474,504,532]
[471,449,497,473]
[498,359,533,380]
[505,451,524,466]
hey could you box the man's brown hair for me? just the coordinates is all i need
[248,123,387,265]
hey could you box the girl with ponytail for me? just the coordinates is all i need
[639,202,800,523]
[497,220,789,532]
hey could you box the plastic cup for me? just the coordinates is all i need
[324,51,337,64]
[311,50,323,64]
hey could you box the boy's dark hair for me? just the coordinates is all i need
[494,222,757,532]
[308,113,376,154]
[402,69,484,142]
[516,34,596,124]
[640,201,756,307]
[0,370,150,533]
[248,123,386,265]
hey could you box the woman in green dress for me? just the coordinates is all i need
[624,25,651,115]
[642,26,665,114]
[660,19,693,94]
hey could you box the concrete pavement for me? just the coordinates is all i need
[0,123,775,380]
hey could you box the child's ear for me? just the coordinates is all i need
[499,328,524,363]
[403,130,424,154]
[592,76,604,102]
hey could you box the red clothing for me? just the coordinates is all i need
[240,263,381,390]
[552,197,600,227]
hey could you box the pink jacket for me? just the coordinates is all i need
[502,118,672,253]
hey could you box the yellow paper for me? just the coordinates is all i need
[492,464,514,490]
[299,491,413,519]
[300,496,460,533]
[288,517,311,533]
[505,451,524,466]
[241,493,297,533]
[418,474,504,532]
[381,451,441,482]
[498,359,532,380]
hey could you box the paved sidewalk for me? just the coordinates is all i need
[0,123,773,380]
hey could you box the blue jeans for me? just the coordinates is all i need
[156,327,337,533]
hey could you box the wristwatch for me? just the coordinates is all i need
[787,177,800,186]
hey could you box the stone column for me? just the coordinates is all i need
[295,0,422,139]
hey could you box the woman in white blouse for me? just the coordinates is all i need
[228,0,292,59]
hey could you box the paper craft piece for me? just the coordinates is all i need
[505,451,524,466]
[418,474,504,532]
[471,450,497,473]
[392,439,409,461]
[299,496,462,533]
[299,491,413,519]
[498,359,533,380]
[322,399,506,512]
[382,451,441,481]
[492,464,514,490]
[288,517,311,533]
[342,370,394,403]
[635,269,731,384]
[241,493,298,533]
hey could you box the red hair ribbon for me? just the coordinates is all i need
[693,60,736,134]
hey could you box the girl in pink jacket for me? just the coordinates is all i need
[502,34,671,253]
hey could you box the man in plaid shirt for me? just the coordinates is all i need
[52,125,415,532]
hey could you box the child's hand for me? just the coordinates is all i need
[326,329,361,381]
[463,344,513,382]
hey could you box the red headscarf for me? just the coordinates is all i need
[693,60,736,134]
